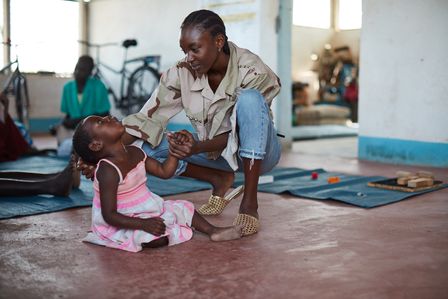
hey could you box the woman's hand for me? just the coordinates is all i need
[76,157,96,181]
[167,130,196,159]
[141,217,166,236]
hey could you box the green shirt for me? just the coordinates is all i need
[61,77,110,119]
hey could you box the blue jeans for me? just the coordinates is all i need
[142,89,281,175]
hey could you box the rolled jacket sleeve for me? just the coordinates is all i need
[122,67,183,148]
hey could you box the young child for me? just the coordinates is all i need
[72,115,242,252]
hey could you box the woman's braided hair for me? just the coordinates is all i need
[181,9,230,55]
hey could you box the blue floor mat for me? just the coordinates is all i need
[0,157,94,220]
[1,157,446,219]
[234,167,447,208]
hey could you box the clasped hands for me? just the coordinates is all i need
[165,129,196,159]
[75,130,196,180]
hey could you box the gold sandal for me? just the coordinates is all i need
[233,213,260,236]
[198,185,244,216]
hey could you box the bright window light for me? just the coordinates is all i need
[338,0,362,30]
[10,0,79,74]
[293,0,331,29]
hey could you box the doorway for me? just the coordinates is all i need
[290,0,361,139]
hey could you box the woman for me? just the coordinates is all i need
[81,9,282,236]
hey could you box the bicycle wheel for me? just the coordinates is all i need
[13,75,30,129]
[126,65,160,114]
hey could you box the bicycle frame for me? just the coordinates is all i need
[89,44,144,107]
[0,57,30,127]
[0,59,18,73]
[92,46,134,107]
[0,59,19,93]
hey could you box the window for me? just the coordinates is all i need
[10,0,79,74]
[338,0,362,30]
[293,0,331,29]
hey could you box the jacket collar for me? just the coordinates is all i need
[189,41,239,99]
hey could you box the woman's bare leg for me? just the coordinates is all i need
[238,158,261,218]
[181,163,234,198]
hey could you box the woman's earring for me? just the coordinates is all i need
[218,48,222,52]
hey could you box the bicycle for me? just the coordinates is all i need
[0,45,30,129]
[79,39,161,115]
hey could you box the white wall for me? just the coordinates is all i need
[257,0,278,72]
[359,0,448,143]
[330,29,360,63]
[2,74,69,119]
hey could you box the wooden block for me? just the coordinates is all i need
[407,178,434,188]
[416,171,434,179]
[396,171,412,178]
[397,176,418,186]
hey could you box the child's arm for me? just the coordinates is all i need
[144,154,178,179]
[144,132,183,179]
[97,162,166,236]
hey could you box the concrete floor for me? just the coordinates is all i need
[1,137,448,299]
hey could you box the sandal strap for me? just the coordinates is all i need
[197,195,229,215]
[234,213,260,236]
[197,187,244,216]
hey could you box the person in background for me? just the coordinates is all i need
[0,93,31,162]
[52,55,111,157]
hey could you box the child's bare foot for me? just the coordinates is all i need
[210,225,243,242]
[49,163,74,196]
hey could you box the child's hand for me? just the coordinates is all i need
[167,130,193,145]
[167,130,196,159]
[141,217,166,236]
[76,157,96,181]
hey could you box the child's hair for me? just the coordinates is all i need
[72,120,100,165]
[181,9,230,55]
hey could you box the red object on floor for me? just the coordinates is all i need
[311,172,319,180]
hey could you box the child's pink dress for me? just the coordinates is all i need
[83,151,195,252]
